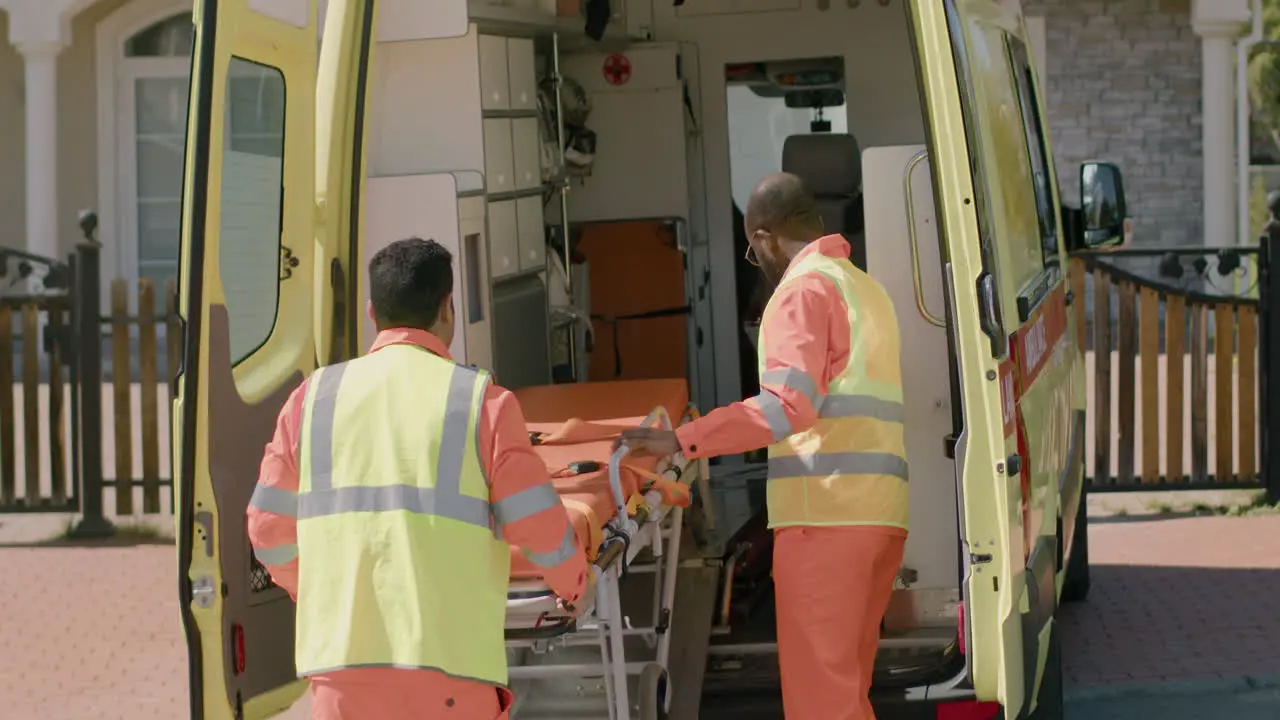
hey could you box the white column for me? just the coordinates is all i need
[1200,29,1236,248]
[1193,0,1251,248]
[18,42,63,263]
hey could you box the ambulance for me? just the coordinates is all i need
[174,0,1127,717]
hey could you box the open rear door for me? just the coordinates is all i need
[175,0,371,717]
[908,0,1036,715]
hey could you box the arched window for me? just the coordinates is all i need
[101,3,284,316]
[125,14,194,57]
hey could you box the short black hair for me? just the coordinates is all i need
[368,237,453,330]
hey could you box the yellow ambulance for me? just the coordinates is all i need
[174,0,1127,717]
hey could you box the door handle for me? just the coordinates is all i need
[976,272,1005,358]
[904,150,946,328]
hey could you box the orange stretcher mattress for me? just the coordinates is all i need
[513,379,690,423]
[509,380,691,579]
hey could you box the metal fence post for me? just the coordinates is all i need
[69,240,114,538]
[66,253,82,509]
[1261,222,1280,505]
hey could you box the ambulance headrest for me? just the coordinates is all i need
[781,133,862,197]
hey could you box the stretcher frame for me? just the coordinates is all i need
[504,404,706,720]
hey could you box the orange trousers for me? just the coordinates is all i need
[773,525,908,720]
[309,668,511,720]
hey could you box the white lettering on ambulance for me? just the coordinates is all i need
[1001,370,1016,427]
[1022,314,1048,377]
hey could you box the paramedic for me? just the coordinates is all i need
[619,173,909,719]
[247,238,592,720]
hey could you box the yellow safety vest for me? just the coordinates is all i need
[294,345,509,686]
[757,250,911,530]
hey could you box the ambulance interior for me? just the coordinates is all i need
[359,0,963,709]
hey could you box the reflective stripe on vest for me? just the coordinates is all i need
[759,367,908,428]
[757,249,911,529]
[299,360,492,527]
[293,347,510,686]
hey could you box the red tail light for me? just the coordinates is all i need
[232,623,246,675]
[957,602,966,656]
[937,700,1001,720]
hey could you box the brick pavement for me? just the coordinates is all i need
[0,539,187,720]
[2,511,1279,719]
[1066,677,1280,720]
[1058,514,1280,690]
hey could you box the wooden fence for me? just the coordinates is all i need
[1071,253,1261,490]
[0,248,1271,517]
[106,277,180,515]
[0,275,178,516]
[0,296,73,512]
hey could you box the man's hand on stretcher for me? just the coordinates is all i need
[613,428,680,459]
[557,566,600,617]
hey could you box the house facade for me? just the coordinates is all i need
[0,0,215,301]
[1033,0,1265,252]
[0,0,1259,299]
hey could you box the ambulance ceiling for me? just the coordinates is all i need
[725,56,845,97]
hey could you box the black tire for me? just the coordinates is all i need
[638,663,670,720]
[1060,482,1090,603]
[1028,621,1065,720]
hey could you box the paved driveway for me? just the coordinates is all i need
[1060,513,1280,689]
[2,509,1279,719]
[1067,677,1280,720]
[0,539,187,720]
[1056,509,1280,718]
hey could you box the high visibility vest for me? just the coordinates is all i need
[294,345,510,686]
[758,250,910,530]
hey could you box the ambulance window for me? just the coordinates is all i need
[1005,36,1057,260]
[218,57,286,364]
[952,20,1049,311]
[726,80,848,210]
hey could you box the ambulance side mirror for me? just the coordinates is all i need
[1077,161,1129,250]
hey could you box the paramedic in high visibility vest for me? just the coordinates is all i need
[620,173,909,720]
[247,238,592,720]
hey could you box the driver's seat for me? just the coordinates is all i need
[782,133,867,270]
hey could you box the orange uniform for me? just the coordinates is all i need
[247,328,588,719]
[676,235,907,719]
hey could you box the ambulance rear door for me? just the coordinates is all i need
[174,0,374,717]
[908,0,1062,715]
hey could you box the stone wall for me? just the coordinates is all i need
[1022,0,1203,247]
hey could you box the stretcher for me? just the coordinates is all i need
[504,379,707,720]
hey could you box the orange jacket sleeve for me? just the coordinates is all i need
[483,385,589,606]
[676,273,851,459]
[246,380,307,601]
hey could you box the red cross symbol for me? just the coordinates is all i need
[603,54,632,86]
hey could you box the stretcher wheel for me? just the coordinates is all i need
[637,662,670,720]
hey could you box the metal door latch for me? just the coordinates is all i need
[192,575,217,608]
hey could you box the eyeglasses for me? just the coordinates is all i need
[745,226,769,267]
